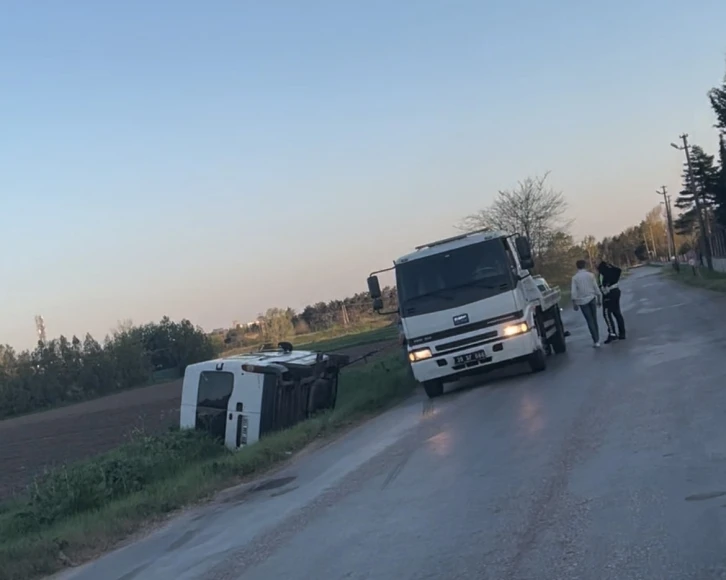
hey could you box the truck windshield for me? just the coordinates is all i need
[395,238,515,317]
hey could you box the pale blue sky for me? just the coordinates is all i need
[1,0,725,349]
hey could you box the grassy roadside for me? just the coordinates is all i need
[0,353,415,580]
[662,264,726,292]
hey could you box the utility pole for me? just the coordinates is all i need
[657,185,676,259]
[643,231,651,260]
[671,134,713,271]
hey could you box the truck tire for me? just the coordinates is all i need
[528,348,547,373]
[422,380,444,399]
[534,310,552,356]
[550,309,567,354]
[307,376,337,416]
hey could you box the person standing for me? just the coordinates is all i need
[571,260,602,347]
[597,260,626,342]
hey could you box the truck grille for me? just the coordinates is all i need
[435,330,498,352]
[408,310,522,346]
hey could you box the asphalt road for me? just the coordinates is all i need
[55,267,726,580]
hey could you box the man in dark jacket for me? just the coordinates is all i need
[597,261,626,343]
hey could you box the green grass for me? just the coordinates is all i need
[663,264,726,293]
[0,354,415,580]
[296,324,398,352]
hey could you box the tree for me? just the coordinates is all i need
[259,308,295,344]
[674,145,720,262]
[460,172,570,257]
[707,66,726,247]
[601,226,646,267]
[640,206,669,258]
[674,145,719,214]
[581,235,598,270]
[0,316,221,420]
[708,69,726,132]
[715,133,726,228]
[535,232,583,287]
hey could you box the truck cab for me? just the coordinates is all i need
[367,230,566,398]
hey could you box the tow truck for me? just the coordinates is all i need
[366,229,566,398]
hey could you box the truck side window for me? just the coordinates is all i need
[504,243,518,275]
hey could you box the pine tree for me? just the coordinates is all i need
[708,66,726,228]
[674,145,719,219]
[708,71,726,132]
[674,207,699,236]
[715,133,726,228]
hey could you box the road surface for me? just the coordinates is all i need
[55,267,726,580]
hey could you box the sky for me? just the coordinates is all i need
[1,0,725,350]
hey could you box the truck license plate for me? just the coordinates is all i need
[454,350,487,364]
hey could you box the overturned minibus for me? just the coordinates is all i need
[179,343,349,450]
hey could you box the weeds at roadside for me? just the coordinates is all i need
[662,265,726,293]
[0,353,415,580]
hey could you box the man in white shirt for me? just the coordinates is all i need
[571,260,603,347]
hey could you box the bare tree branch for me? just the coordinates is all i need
[458,172,571,256]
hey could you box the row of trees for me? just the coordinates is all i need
[671,67,726,263]
[0,317,218,419]
[221,288,398,348]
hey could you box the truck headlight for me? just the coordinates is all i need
[408,348,432,363]
[502,322,529,337]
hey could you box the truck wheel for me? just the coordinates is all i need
[528,348,547,373]
[534,311,551,356]
[422,380,444,399]
[550,309,567,354]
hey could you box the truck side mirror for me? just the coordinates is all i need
[367,275,382,300]
[372,297,384,312]
[515,236,535,269]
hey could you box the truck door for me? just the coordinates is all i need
[195,370,234,441]
[225,371,263,450]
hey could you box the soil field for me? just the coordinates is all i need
[0,340,400,500]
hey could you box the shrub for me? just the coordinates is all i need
[25,430,225,527]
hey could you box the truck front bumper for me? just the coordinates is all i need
[409,329,540,384]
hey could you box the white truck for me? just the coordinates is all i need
[179,343,349,450]
[367,229,566,398]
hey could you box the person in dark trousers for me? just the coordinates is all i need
[597,260,626,343]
